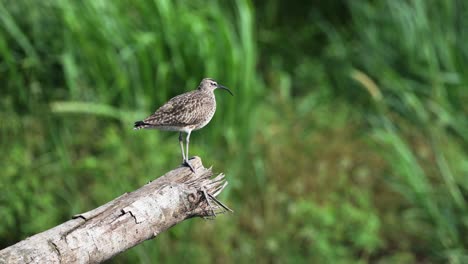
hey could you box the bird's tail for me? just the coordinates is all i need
[134,120,151,130]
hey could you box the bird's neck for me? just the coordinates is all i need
[198,88,215,97]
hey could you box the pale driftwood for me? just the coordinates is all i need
[0,157,230,264]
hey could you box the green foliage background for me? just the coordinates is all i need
[1,0,468,263]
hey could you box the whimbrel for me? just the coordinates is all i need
[134,78,233,172]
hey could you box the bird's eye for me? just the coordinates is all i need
[211,82,216,86]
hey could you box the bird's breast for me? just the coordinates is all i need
[192,99,216,130]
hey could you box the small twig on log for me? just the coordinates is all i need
[0,157,230,264]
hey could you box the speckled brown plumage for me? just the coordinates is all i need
[134,78,233,172]
[135,89,216,132]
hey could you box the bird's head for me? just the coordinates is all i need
[199,78,233,96]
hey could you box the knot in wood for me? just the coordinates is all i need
[187,192,198,204]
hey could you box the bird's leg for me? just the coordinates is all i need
[183,131,195,172]
[185,131,191,161]
[179,132,186,161]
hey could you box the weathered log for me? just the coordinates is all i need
[0,157,230,264]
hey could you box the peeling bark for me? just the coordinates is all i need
[0,157,230,264]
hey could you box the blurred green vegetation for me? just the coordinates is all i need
[1,0,468,263]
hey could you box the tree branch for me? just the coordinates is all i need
[0,157,230,263]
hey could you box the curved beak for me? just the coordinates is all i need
[217,84,234,96]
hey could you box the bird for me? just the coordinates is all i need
[134,78,233,172]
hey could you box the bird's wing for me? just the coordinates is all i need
[143,92,210,127]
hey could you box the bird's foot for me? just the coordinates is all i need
[183,159,196,173]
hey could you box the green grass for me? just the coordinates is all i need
[1,0,468,263]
